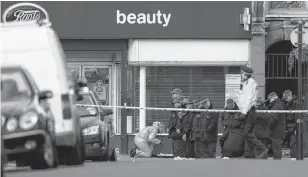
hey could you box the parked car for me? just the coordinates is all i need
[1,66,58,169]
[1,20,86,166]
[76,87,117,161]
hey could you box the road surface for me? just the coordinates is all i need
[4,155,308,177]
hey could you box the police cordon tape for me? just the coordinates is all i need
[76,104,308,114]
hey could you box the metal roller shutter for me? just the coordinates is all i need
[132,66,241,132]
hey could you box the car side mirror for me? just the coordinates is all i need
[39,90,53,100]
[76,79,88,88]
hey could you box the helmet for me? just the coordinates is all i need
[225,98,235,109]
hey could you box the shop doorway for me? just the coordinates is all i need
[265,41,298,99]
[67,63,112,105]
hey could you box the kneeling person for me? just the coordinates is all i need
[131,122,164,158]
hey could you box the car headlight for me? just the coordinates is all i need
[19,112,39,130]
[83,125,100,136]
[1,115,6,126]
[6,117,18,132]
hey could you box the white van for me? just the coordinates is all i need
[1,20,85,165]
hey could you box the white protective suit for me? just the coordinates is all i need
[134,122,162,158]
[237,77,259,115]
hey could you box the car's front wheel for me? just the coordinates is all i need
[101,133,110,161]
[30,135,58,170]
[65,130,85,166]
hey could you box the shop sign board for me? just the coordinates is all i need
[93,80,108,101]
[225,74,241,105]
[2,3,49,23]
[1,1,252,39]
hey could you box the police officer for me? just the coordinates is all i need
[282,90,298,160]
[237,65,268,158]
[253,97,270,159]
[181,98,195,158]
[203,99,219,158]
[267,92,286,160]
[219,98,237,156]
[191,99,208,158]
[170,88,183,100]
[167,97,186,159]
[221,102,245,159]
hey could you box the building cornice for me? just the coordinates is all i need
[252,22,270,36]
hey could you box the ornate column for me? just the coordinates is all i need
[139,66,146,131]
[250,1,269,99]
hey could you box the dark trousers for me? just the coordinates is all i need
[172,139,185,157]
[255,138,269,159]
[219,130,229,150]
[204,142,217,158]
[223,149,244,158]
[194,140,206,158]
[194,140,216,158]
[290,133,297,158]
[244,134,268,158]
[243,109,267,157]
[185,141,194,158]
[271,137,283,159]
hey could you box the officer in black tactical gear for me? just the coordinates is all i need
[190,98,218,158]
[253,97,270,159]
[221,102,245,159]
[282,90,298,160]
[181,98,196,158]
[267,92,286,160]
[219,98,237,155]
[167,96,186,158]
[203,99,219,158]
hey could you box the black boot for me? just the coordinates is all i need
[130,148,136,157]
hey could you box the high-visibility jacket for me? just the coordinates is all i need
[237,77,259,115]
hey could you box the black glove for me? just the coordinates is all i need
[159,141,164,145]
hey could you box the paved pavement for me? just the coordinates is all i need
[4,155,308,177]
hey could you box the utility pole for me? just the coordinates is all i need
[298,19,303,112]
[291,18,307,160]
[296,19,304,160]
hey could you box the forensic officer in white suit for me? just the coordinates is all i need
[131,121,164,158]
[237,65,268,158]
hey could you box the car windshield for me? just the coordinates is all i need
[76,93,98,117]
[1,68,33,103]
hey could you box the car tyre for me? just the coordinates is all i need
[65,130,85,166]
[101,134,110,161]
[30,135,58,170]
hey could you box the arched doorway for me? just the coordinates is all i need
[265,40,298,99]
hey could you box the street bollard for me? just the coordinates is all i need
[296,118,304,160]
